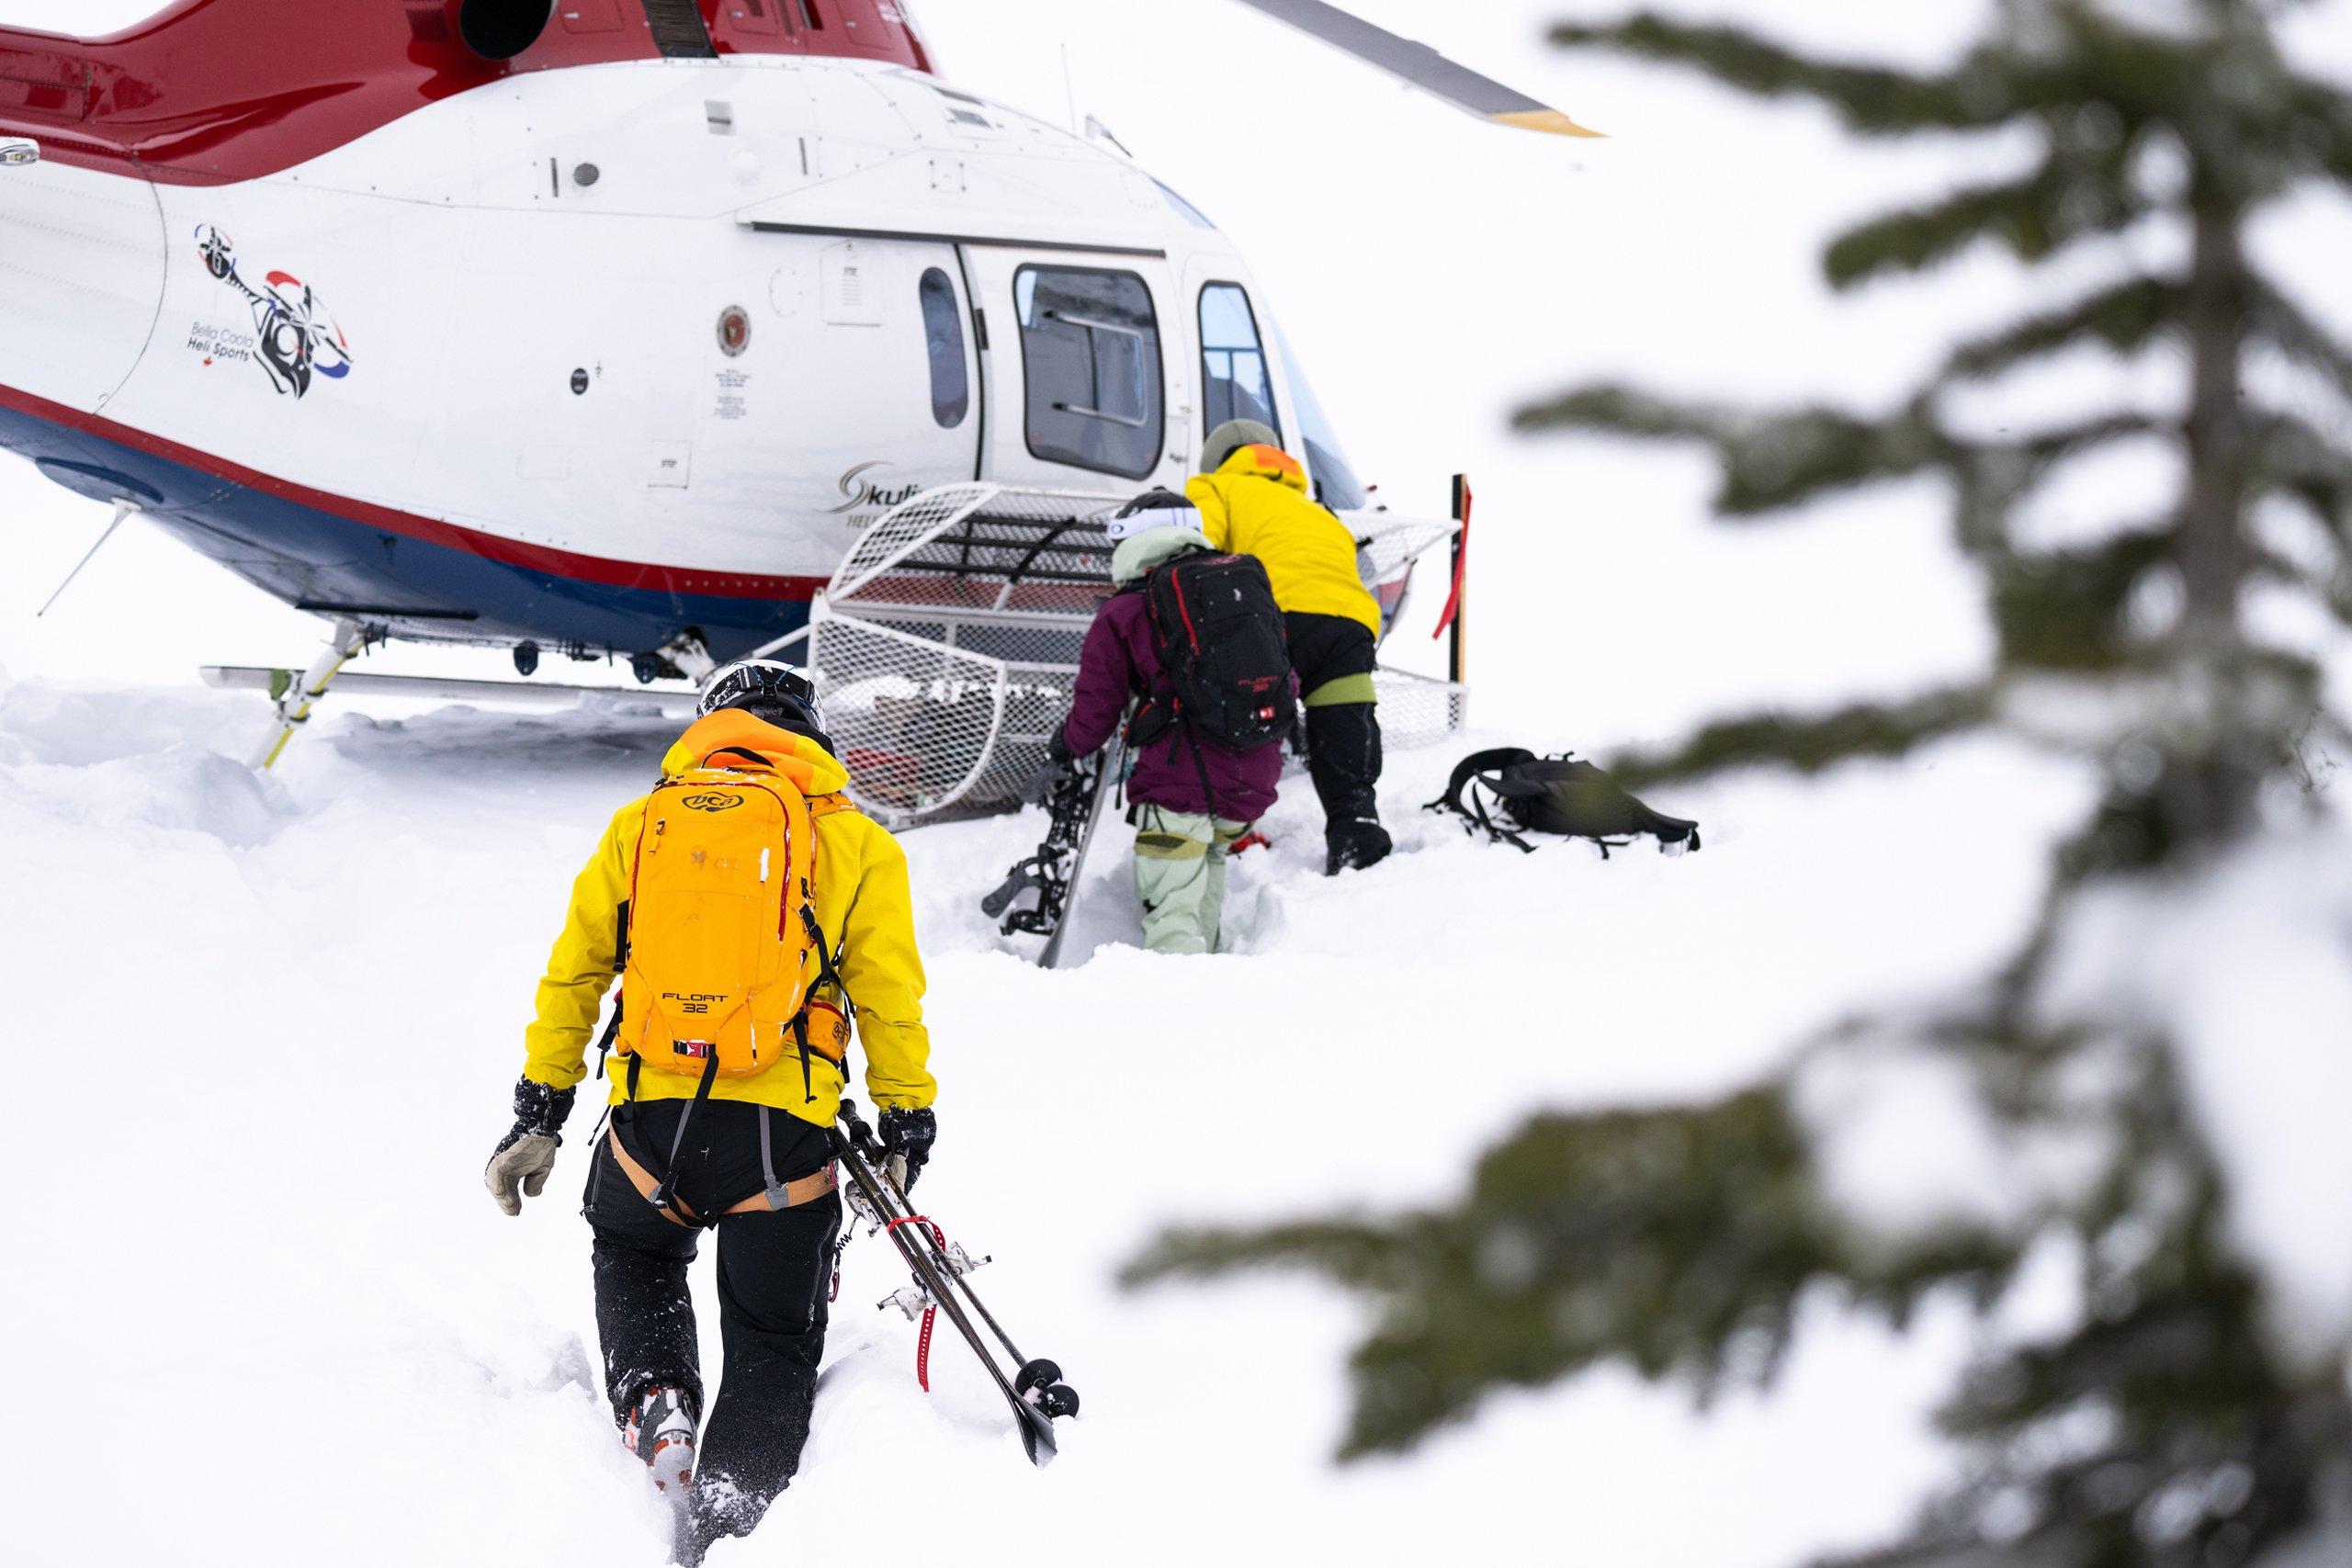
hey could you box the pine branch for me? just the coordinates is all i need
[1990,526,2176,671]
[1940,413,2162,558]
[1939,275,2180,383]
[2284,65,2352,187]
[1547,15,1984,133]
[2245,271,2352,404]
[1515,386,1948,517]
[2250,409,2352,538]
[1126,1093,1854,1457]
[1825,161,2143,290]
[1511,384,1733,444]
[1606,685,1995,790]
[1118,1219,1402,1292]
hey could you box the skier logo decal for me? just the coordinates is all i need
[193,225,355,399]
[680,794,746,813]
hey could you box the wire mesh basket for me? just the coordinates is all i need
[761,485,1472,826]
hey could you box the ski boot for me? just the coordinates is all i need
[1325,817,1393,875]
[622,1384,699,1497]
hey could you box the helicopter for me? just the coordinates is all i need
[0,0,1589,702]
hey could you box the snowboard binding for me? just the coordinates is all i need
[983,739,1126,967]
[983,748,1108,937]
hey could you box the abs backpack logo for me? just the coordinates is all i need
[680,793,745,813]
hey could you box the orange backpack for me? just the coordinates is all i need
[616,763,851,1103]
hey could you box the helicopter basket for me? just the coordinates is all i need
[753,484,1468,827]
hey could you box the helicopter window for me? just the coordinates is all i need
[1198,284,1281,446]
[1013,266,1164,480]
[919,268,970,429]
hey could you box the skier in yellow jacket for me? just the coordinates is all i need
[1188,419,1393,872]
[483,660,936,1562]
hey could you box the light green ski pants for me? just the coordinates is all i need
[1132,806,1252,955]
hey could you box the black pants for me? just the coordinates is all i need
[1285,611,1385,830]
[585,1100,841,1541]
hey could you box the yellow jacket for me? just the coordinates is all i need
[1187,444,1381,637]
[520,711,936,1129]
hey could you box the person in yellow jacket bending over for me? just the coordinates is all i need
[483,660,937,1563]
[1188,418,1393,873]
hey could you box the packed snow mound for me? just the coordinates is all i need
[0,675,2089,1564]
[2041,828,2352,1369]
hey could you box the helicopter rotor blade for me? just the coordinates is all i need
[1228,0,1600,138]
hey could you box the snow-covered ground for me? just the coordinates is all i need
[0,675,2084,1565]
[6,2,2350,1564]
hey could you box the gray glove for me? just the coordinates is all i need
[486,1134,560,1217]
[485,1077,575,1217]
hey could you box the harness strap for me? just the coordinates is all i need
[606,1124,837,1229]
[593,1000,624,1082]
[650,1053,720,1215]
[1182,726,1222,821]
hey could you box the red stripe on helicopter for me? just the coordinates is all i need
[0,0,933,187]
[0,378,831,604]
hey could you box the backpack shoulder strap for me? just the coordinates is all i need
[1423,748,1541,853]
[1425,748,1536,818]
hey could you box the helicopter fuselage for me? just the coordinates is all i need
[0,24,1363,660]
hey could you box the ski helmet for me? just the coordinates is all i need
[697,659,828,745]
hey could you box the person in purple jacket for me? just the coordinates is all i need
[1050,499,1287,954]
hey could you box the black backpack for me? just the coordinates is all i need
[1138,551,1293,752]
[1429,749,1702,857]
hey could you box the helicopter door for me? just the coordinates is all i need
[751,234,981,515]
[961,250,1185,495]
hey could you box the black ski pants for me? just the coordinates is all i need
[1285,610,1385,829]
[584,1100,841,1540]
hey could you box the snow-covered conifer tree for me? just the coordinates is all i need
[1131,5,2352,1561]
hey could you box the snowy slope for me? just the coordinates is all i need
[0,675,2086,1565]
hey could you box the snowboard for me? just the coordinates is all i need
[982,740,1125,969]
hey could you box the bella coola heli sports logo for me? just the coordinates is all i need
[194,225,354,399]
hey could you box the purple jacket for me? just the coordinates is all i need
[1059,586,1285,822]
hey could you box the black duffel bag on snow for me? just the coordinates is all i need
[1428,749,1701,857]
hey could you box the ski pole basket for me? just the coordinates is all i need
[754,484,1471,828]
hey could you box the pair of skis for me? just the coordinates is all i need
[836,1100,1080,1467]
[981,740,1125,969]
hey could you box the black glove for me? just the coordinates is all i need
[485,1077,576,1217]
[879,1106,937,1192]
[1047,728,1076,766]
